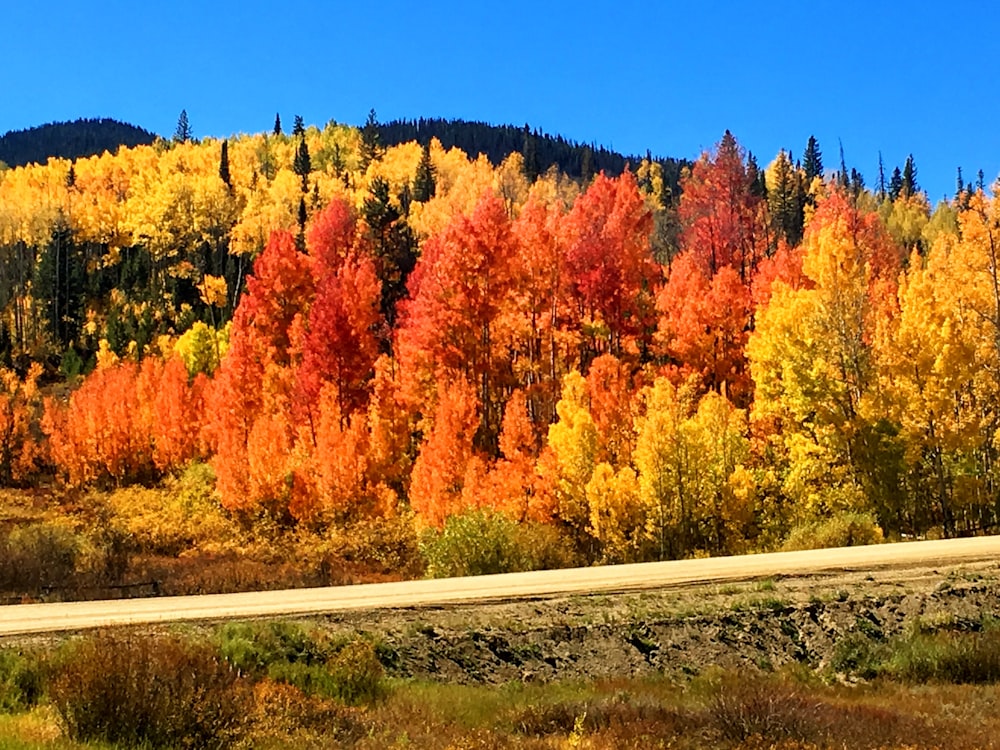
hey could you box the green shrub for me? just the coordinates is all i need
[219,620,329,675]
[325,640,388,706]
[0,649,44,712]
[50,630,251,749]
[420,510,577,578]
[886,629,1000,684]
[782,513,884,552]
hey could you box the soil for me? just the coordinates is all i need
[301,560,1000,684]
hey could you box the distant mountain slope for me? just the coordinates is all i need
[379,117,686,194]
[0,118,158,168]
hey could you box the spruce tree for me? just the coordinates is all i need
[956,167,964,200]
[978,169,986,192]
[902,155,918,197]
[889,166,903,201]
[219,139,231,188]
[273,113,282,136]
[412,142,436,202]
[522,124,539,183]
[359,108,382,171]
[292,115,305,137]
[802,135,823,181]
[364,176,416,328]
[173,109,192,143]
[293,137,311,192]
[877,152,886,199]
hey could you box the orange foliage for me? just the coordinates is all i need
[408,376,480,528]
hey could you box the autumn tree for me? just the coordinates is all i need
[408,376,480,528]
[397,194,519,450]
[561,171,657,364]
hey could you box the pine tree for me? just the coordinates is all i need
[902,154,918,197]
[359,108,382,171]
[219,139,231,188]
[173,109,192,143]
[877,152,886,199]
[273,113,282,136]
[802,135,823,181]
[293,137,311,192]
[292,115,305,137]
[412,141,436,202]
[978,169,986,192]
[889,166,903,201]
[580,145,594,184]
[522,124,539,183]
[837,139,849,188]
[956,167,965,200]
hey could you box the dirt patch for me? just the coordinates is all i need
[302,560,1000,684]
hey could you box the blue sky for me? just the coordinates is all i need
[4,0,997,200]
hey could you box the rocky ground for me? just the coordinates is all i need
[301,560,1000,684]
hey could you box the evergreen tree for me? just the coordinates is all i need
[850,167,865,197]
[889,166,903,201]
[956,166,964,200]
[173,109,192,143]
[522,124,539,183]
[902,154,919,197]
[802,135,823,181]
[412,141,436,202]
[292,115,305,137]
[219,139,231,188]
[273,113,282,136]
[877,152,886,199]
[978,169,986,192]
[837,139,848,188]
[293,136,311,192]
[364,176,417,329]
[359,108,382,171]
[65,164,76,189]
[580,144,594,184]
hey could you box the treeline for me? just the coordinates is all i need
[0,118,992,566]
[0,118,157,169]
[378,116,687,193]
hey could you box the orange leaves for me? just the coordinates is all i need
[408,376,480,528]
[43,357,203,488]
[562,172,657,358]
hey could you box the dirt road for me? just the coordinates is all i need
[1,536,997,637]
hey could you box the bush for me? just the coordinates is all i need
[886,628,1000,684]
[420,510,578,578]
[0,649,44,712]
[709,677,821,744]
[325,640,388,705]
[218,621,389,705]
[50,630,251,749]
[782,513,884,552]
[0,522,81,596]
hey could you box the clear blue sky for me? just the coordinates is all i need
[4,0,997,201]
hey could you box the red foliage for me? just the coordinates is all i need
[561,172,657,360]
[678,131,768,282]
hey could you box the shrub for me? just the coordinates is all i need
[0,522,81,596]
[886,629,1000,684]
[0,649,44,712]
[782,513,884,552]
[325,640,388,705]
[709,677,821,744]
[219,620,329,676]
[50,630,251,749]
[420,510,577,578]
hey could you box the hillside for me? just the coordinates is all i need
[379,116,687,194]
[0,118,157,168]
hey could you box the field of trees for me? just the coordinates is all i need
[0,112,996,597]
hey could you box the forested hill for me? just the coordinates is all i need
[379,117,687,195]
[0,118,157,168]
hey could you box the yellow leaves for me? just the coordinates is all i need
[586,463,644,563]
[198,275,228,308]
